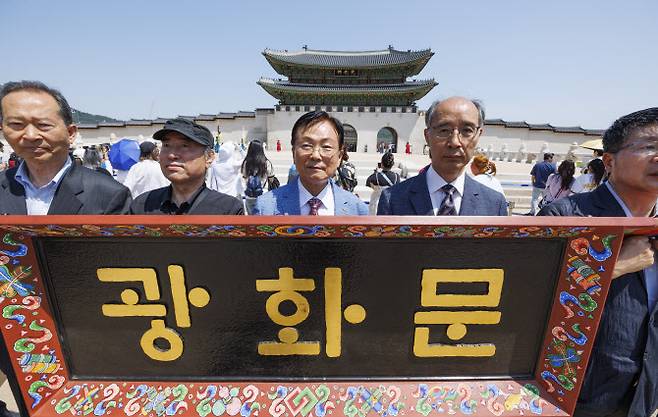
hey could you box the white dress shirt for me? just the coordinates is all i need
[426,166,466,215]
[298,179,335,215]
[14,158,73,215]
[123,159,169,198]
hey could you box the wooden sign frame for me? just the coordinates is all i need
[0,215,655,417]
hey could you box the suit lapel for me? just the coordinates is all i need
[279,181,301,215]
[459,176,480,215]
[332,181,351,215]
[48,165,83,215]
[1,170,28,215]
[590,184,626,217]
[410,169,434,215]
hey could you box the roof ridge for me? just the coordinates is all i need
[264,48,431,56]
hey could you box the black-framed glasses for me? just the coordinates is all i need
[428,125,481,142]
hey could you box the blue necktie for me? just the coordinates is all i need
[438,184,457,215]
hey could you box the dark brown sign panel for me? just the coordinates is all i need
[0,216,655,417]
[39,238,563,379]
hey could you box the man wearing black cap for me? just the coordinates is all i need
[123,141,169,198]
[130,118,244,215]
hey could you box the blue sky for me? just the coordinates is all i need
[1,0,656,129]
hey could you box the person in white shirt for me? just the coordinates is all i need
[571,158,606,193]
[206,141,245,198]
[123,141,169,198]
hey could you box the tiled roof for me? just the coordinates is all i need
[263,47,433,68]
[74,109,604,137]
[552,126,586,134]
[75,112,257,129]
[257,78,437,93]
[484,120,601,136]
[527,123,553,131]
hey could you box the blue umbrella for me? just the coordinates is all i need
[108,139,140,171]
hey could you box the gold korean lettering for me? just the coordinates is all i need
[256,267,365,357]
[413,269,503,357]
[97,265,210,361]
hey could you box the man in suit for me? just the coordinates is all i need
[0,81,131,215]
[254,111,367,215]
[130,118,243,215]
[377,97,507,216]
[0,82,132,416]
[539,107,658,417]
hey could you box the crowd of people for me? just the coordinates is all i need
[0,80,656,417]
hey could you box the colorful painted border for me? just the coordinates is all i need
[0,217,651,417]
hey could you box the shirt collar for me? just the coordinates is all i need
[426,165,466,196]
[605,181,657,217]
[160,184,207,214]
[14,157,73,191]
[298,178,332,208]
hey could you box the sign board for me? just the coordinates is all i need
[0,215,655,417]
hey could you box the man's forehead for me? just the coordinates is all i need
[2,90,61,117]
[432,100,479,123]
[299,120,339,140]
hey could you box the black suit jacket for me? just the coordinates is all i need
[377,167,508,216]
[0,163,132,215]
[539,185,658,417]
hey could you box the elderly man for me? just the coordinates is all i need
[254,111,367,215]
[0,81,131,215]
[130,118,243,215]
[539,107,658,417]
[0,81,131,416]
[377,97,507,215]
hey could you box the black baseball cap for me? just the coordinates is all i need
[153,118,214,148]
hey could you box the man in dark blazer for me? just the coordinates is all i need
[0,81,131,417]
[539,107,658,417]
[0,81,131,215]
[377,97,507,216]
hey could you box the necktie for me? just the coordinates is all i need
[438,184,457,215]
[308,197,322,215]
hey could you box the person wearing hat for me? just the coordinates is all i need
[130,118,243,215]
[123,141,169,198]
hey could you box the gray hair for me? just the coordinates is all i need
[425,98,486,128]
[0,80,74,125]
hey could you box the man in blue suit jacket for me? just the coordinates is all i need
[539,107,658,417]
[254,111,367,216]
[378,97,507,216]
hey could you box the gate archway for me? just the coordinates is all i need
[343,124,358,152]
[377,127,398,153]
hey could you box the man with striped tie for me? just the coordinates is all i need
[377,96,507,216]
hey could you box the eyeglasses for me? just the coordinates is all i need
[617,141,658,156]
[295,143,339,157]
[428,125,481,142]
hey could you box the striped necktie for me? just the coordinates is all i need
[308,197,322,215]
[438,184,457,215]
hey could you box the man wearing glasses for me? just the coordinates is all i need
[254,111,367,215]
[377,96,507,216]
[539,108,658,417]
